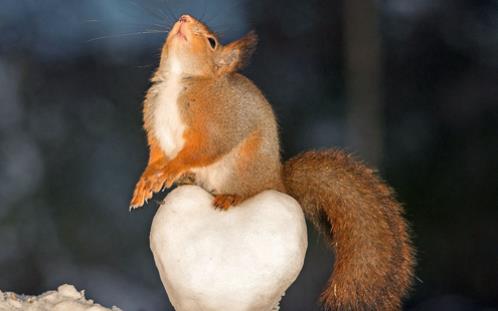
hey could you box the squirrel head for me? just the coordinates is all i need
[158,15,258,77]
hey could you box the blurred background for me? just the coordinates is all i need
[0,0,497,310]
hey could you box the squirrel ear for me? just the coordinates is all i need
[216,31,258,74]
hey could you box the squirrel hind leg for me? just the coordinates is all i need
[213,194,243,210]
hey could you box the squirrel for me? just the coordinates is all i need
[130,14,415,311]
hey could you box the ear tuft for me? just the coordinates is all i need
[235,31,258,70]
[217,31,258,74]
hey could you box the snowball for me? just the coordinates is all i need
[150,186,308,311]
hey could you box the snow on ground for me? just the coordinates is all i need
[0,284,122,311]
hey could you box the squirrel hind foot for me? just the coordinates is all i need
[213,194,243,210]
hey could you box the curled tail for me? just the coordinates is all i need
[283,150,415,310]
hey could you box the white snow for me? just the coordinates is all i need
[150,186,308,311]
[0,284,122,311]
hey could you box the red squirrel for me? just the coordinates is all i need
[130,15,415,310]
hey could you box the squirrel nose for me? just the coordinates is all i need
[179,15,191,23]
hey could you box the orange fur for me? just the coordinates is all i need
[236,130,262,171]
[213,194,243,210]
[284,150,415,310]
[160,127,226,188]
[130,136,169,208]
[130,14,415,310]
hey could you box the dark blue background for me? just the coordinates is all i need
[0,0,496,310]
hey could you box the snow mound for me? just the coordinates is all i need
[150,186,308,311]
[0,284,122,311]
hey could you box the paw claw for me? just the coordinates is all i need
[130,164,186,210]
[213,194,243,210]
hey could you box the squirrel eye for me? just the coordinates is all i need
[207,37,217,49]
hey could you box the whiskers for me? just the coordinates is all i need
[86,29,170,43]
[129,0,178,25]
[84,0,244,45]
[85,0,177,43]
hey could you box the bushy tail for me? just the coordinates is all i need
[283,150,415,310]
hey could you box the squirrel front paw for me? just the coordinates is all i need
[130,162,186,210]
[130,167,167,210]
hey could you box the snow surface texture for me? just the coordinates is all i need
[150,186,308,311]
[0,284,122,311]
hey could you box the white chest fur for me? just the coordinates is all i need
[153,74,186,159]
